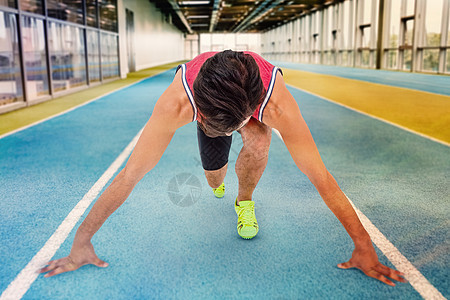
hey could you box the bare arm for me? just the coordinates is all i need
[264,73,406,286]
[76,87,189,240]
[41,71,192,277]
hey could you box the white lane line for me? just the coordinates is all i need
[0,128,143,300]
[273,129,445,300]
[286,84,450,148]
[0,67,172,141]
[347,199,446,300]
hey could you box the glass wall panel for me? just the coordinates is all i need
[362,0,372,24]
[304,15,310,51]
[48,22,86,92]
[403,49,412,70]
[405,19,413,46]
[389,0,401,48]
[20,0,43,14]
[361,49,370,67]
[47,0,84,24]
[99,0,117,32]
[405,0,415,16]
[21,16,49,99]
[448,5,450,46]
[422,49,439,72]
[0,11,23,106]
[362,26,371,47]
[446,49,450,73]
[86,0,98,27]
[0,0,16,8]
[87,30,100,83]
[423,0,443,47]
[101,32,118,79]
[342,0,351,48]
[387,50,398,69]
[326,7,333,50]
[341,51,348,66]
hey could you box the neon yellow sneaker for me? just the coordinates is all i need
[235,199,258,239]
[212,182,225,198]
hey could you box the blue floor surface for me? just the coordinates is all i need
[0,69,448,299]
[273,61,450,96]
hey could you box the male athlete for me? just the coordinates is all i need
[41,50,406,286]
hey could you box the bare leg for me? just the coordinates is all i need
[204,163,228,189]
[235,118,272,205]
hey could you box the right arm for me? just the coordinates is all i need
[40,71,192,277]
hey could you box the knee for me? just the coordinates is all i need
[204,163,227,188]
[245,129,271,160]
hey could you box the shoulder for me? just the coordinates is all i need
[262,72,300,129]
[152,69,193,129]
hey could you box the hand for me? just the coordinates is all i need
[338,244,407,286]
[40,238,108,278]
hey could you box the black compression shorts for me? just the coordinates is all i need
[197,123,232,171]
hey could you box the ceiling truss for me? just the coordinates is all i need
[149,0,342,34]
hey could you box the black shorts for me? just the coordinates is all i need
[197,122,232,171]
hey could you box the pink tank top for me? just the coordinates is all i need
[177,51,282,123]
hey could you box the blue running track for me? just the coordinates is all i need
[0,69,448,299]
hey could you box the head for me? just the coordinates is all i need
[193,50,266,137]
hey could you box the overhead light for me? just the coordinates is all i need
[179,1,210,5]
[186,15,210,19]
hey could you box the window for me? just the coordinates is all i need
[405,0,415,16]
[389,0,401,48]
[86,0,98,27]
[21,16,49,99]
[0,11,23,106]
[47,0,84,24]
[101,32,118,79]
[48,22,86,92]
[362,0,372,24]
[424,0,443,47]
[0,0,119,113]
[420,0,444,72]
[0,0,16,8]
[99,0,117,32]
[20,0,43,15]
[387,50,398,69]
[446,49,450,73]
[87,30,100,83]
[448,4,450,47]
[342,0,351,48]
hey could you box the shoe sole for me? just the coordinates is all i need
[238,227,258,239]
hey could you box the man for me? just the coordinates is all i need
[40,50,406,286]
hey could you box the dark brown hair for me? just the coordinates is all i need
[193,50,265,137]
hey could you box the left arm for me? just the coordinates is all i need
[264,73,406,286]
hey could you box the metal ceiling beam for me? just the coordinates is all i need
[209,0,221,32]
[167,0,194,34]
[232,0,285,33]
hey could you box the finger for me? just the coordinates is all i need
[93,258,109,268]
[40,265,55,274]
[337,261,354,269]
[44,266,68,278]
[375,264,407,283]
[366,269,395,286]
[39,260,60,273]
